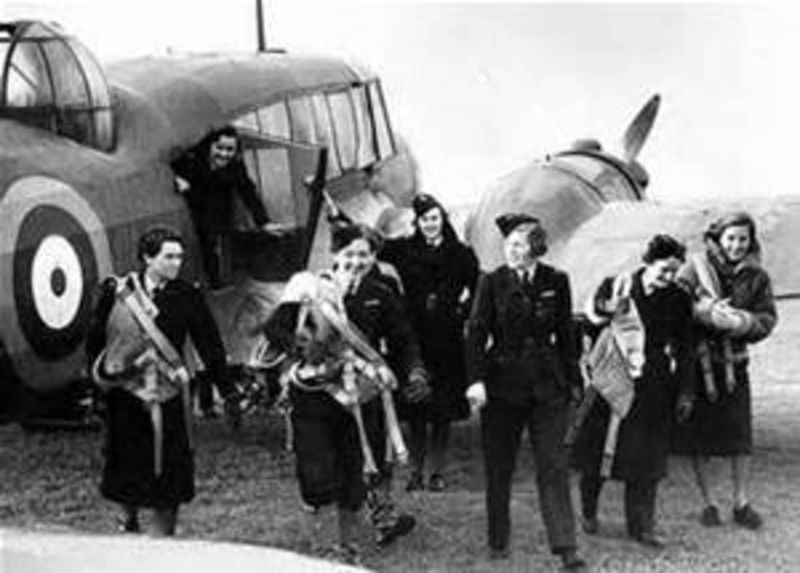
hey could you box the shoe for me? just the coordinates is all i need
[406,472,425,492]
[632,531,666,549]
[428,473,446,492]
[489,546,510,560]
[733,504,763,530]
[376,514,416,547]
[580,514,599,535]
[700,504,723,527]
[117,514,140,533]
[560,548,587,571]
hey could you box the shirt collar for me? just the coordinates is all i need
[516,262,538,281]
[426,235,443,248]
[142,273,166,298]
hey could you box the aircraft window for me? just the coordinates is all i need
[234,112,260,133]
[310,93,341,177]
[257,101,290,140]
[18,22,58,39]
[1,22,115,151]
[327,91,358,171]
[368,82,396,160]
[288,96,317,145]
[5,42,53,107]
[94,108,114,147]
[242,147,297,225]
[39,40,91,107]
[352,86,377,168]
[68,39,112,108]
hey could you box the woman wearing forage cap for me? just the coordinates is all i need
[464,212,585,570]
[380,193,479,492]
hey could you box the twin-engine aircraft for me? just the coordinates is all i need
[0,20,416,423]
[465,94,800,309]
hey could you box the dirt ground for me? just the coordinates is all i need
[1,301,799,572]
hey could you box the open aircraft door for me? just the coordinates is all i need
[228,133,328,284]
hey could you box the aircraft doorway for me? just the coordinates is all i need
[231,134,327,284]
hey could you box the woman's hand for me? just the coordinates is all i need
[676,393,694,423]
[465,381,487,413]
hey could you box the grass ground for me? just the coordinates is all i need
[2,301,800,572]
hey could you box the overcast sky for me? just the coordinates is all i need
[4,1,798,207]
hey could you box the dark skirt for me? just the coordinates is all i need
[672,362,752,456]
[101,390,194,509]
[290,390,367,511]
[572,375,674,482]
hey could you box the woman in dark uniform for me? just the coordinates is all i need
[87,227,232,535]
[465,213,585,570]
[572,234,695,548]
[674,212,777,529]
[261,224,429,561]
[380,194,479,492]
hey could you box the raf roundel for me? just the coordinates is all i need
[31,234,85,330]
[13,205,97,360]
[0,176,111,387]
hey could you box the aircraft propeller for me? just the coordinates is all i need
[621,93,661,163]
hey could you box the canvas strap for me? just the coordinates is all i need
[123,274,193,452]
[689,254,737,397]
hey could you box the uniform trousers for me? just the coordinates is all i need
[579,473,658,536]
[480,397,577,554]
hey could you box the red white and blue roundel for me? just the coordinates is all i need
[0,176,112,390]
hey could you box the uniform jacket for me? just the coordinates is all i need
[172,153,269,233]
[466,263,580,406]
[344,272,424,386]
[88,274,230,385]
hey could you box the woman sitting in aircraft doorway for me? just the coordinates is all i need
[378,194,479,492]
[572,234,695,548]
[673,212,777,530]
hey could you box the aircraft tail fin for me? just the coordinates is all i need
[622,94,661,163]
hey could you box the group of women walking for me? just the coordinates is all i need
[568,213,776,557]
[88,189,777,570]
[383,201,777,568]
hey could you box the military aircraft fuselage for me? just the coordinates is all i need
[0,20,412,421]
[0,117,196,395]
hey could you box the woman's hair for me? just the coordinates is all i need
[137,226,184,263]
[261,302,302,354]
[522,222,548,258]
[504,221,548,258]
[198,125,242,160]
[642,234,686,264]
[704,211,761,256]
[410,193,459,245]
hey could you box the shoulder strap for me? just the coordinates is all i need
[122,278,184,368]
[613,271,634,301]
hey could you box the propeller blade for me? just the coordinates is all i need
[622,94,661,162]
